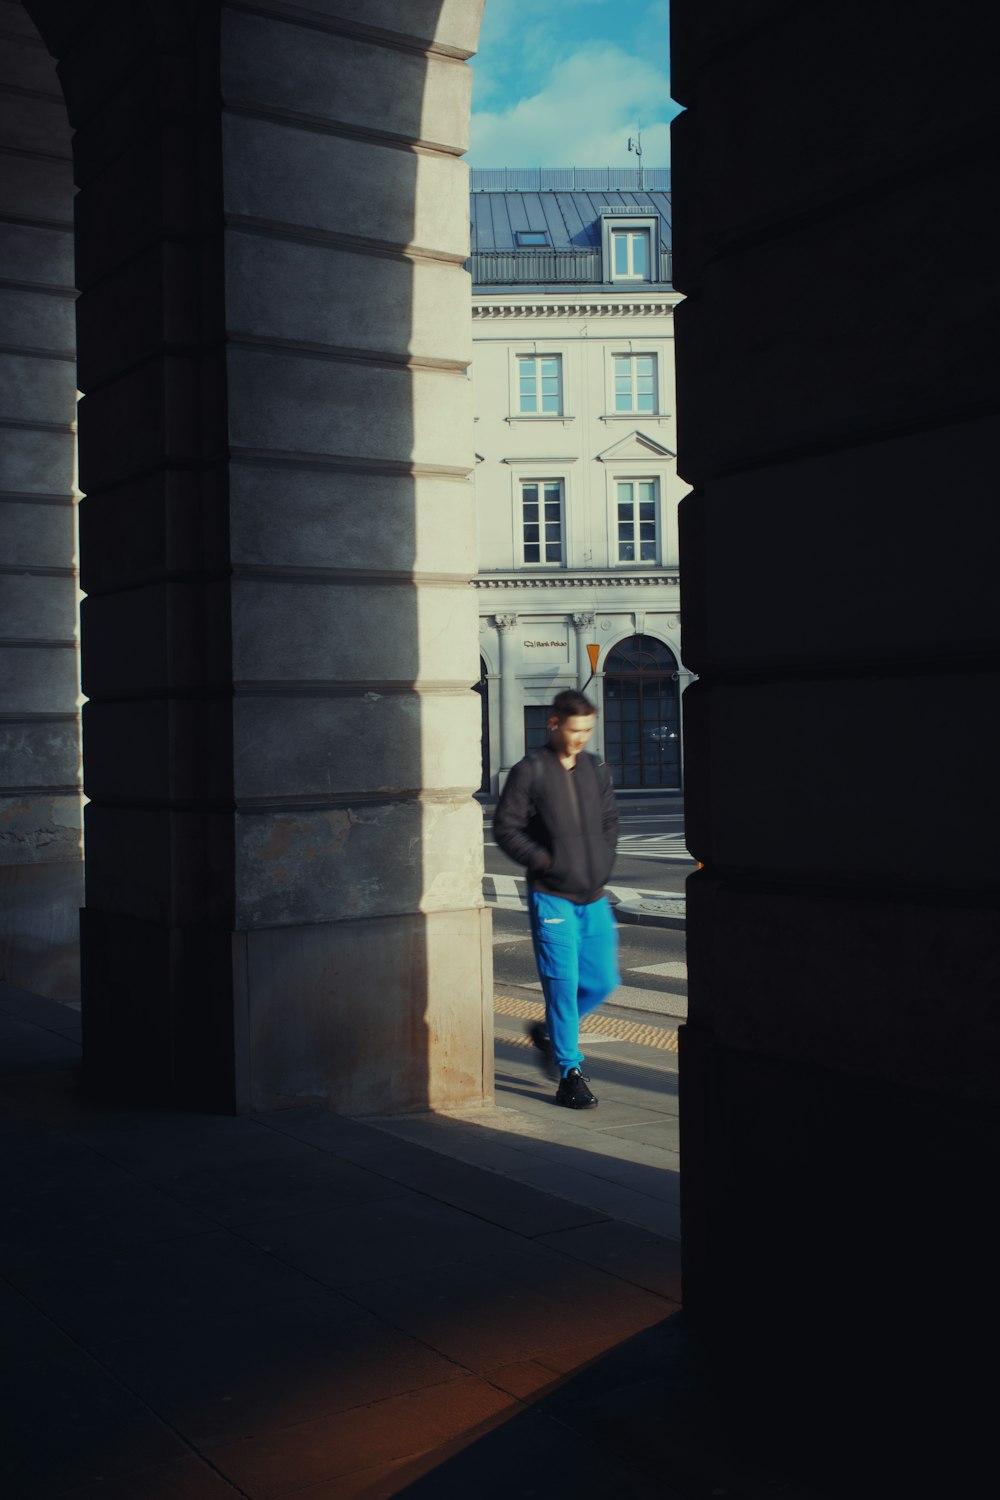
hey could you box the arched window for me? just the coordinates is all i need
[603,635,680,789]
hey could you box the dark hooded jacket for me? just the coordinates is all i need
[493,744,618,905]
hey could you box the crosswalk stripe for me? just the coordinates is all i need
[483,875,685,918]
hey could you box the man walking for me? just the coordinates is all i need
[493,690,620,1108]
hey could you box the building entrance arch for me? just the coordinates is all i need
[602,633,680,789]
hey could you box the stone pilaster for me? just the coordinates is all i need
[42,0,491,1112]
[0,2,82,999]
[571,611,596,692]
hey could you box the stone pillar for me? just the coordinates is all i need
[494,613,522,779]
[219,0,490,1115]
[673,0,1000,1484]
[38,0,491,1113]
[571,611,595,691]
[0,2,82,999]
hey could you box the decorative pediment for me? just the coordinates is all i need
[596,430,675,462]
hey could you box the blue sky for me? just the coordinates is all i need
[469,0,680,168]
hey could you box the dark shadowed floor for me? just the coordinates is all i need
[1,982,829,1499]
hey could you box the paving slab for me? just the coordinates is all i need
[1,1319,189,1499]
[96,1294,467,1450]
[50,1456,242,1500]
[346,1255,675,1375]
[209,1374,517,1499]
[7,1230,328,1351]
[536,1217,684,1299]
[242,1192,568,1292]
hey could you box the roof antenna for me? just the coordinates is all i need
[628,125,643,189]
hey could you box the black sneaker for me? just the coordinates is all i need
[555,1068,598,1109]
[528,1021,558,1081]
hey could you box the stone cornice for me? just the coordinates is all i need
[474,571,680,589]
[472,298,678,320]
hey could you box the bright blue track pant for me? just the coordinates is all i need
[527,889,620,1076]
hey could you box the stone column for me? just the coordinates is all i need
[494,613,522,779]
[50,0,491,1113]
[673,0,1000,1484]
[0,2,82,1000]
[220,0,490,1114]
[572,611,596,691]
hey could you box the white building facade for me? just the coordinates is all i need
[470,169,691,797]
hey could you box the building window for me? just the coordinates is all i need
[524,705,549,752]
[515,230,549,246]
[518,354,562,415]
[612,228,650,280]
[521,479,564,565]
[615,479,658,563]
[614,353,657,413]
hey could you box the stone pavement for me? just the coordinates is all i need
[1,981,828,1500]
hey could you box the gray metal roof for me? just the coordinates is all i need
[470,188,672,255]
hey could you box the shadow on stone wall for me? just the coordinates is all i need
[17,0,488,1114]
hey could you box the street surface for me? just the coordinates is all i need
[483,797,695,1023]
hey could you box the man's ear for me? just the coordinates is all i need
[546,716,559,733]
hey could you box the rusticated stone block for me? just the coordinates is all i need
[77,353,226,492]
[0,287,74,353]
[229,463,475,577]
[233,690,480,801]
[0,222,73,286]
[222,10,471,152]
[222,115,469,259]
[0,717,80,788]
[225,346,472,472]
[239,904,493,1114]
[680,414,1000,676]
[0,644,78,714]
[79,466,229,593]
[224,231,471,367]
[0,791,81,865]
[685,874,1000,1102]
[0,573,77,640]
[676,160,999,484]
[231,576,478,686]
[0,499,76,569]
[84,803,234,927]
[81,581,231,698]
[235,794,483,928]
[684,670,1000,889]
[83,697,232,805]
[0,427,75,495]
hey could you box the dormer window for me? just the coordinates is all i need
[600,210,659,284]
[612,228,650,280]
[515,230,550,246]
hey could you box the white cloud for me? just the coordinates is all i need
[470,44,679,168]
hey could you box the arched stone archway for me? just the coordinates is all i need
[602,632,680,789]
[10,0,492,1114]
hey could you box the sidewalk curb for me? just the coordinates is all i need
[613,905,686,931]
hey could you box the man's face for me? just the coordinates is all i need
[548,713,597,759]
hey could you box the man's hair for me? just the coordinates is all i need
[550,689,597,720]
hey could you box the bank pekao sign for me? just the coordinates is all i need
[521,626,568,661]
